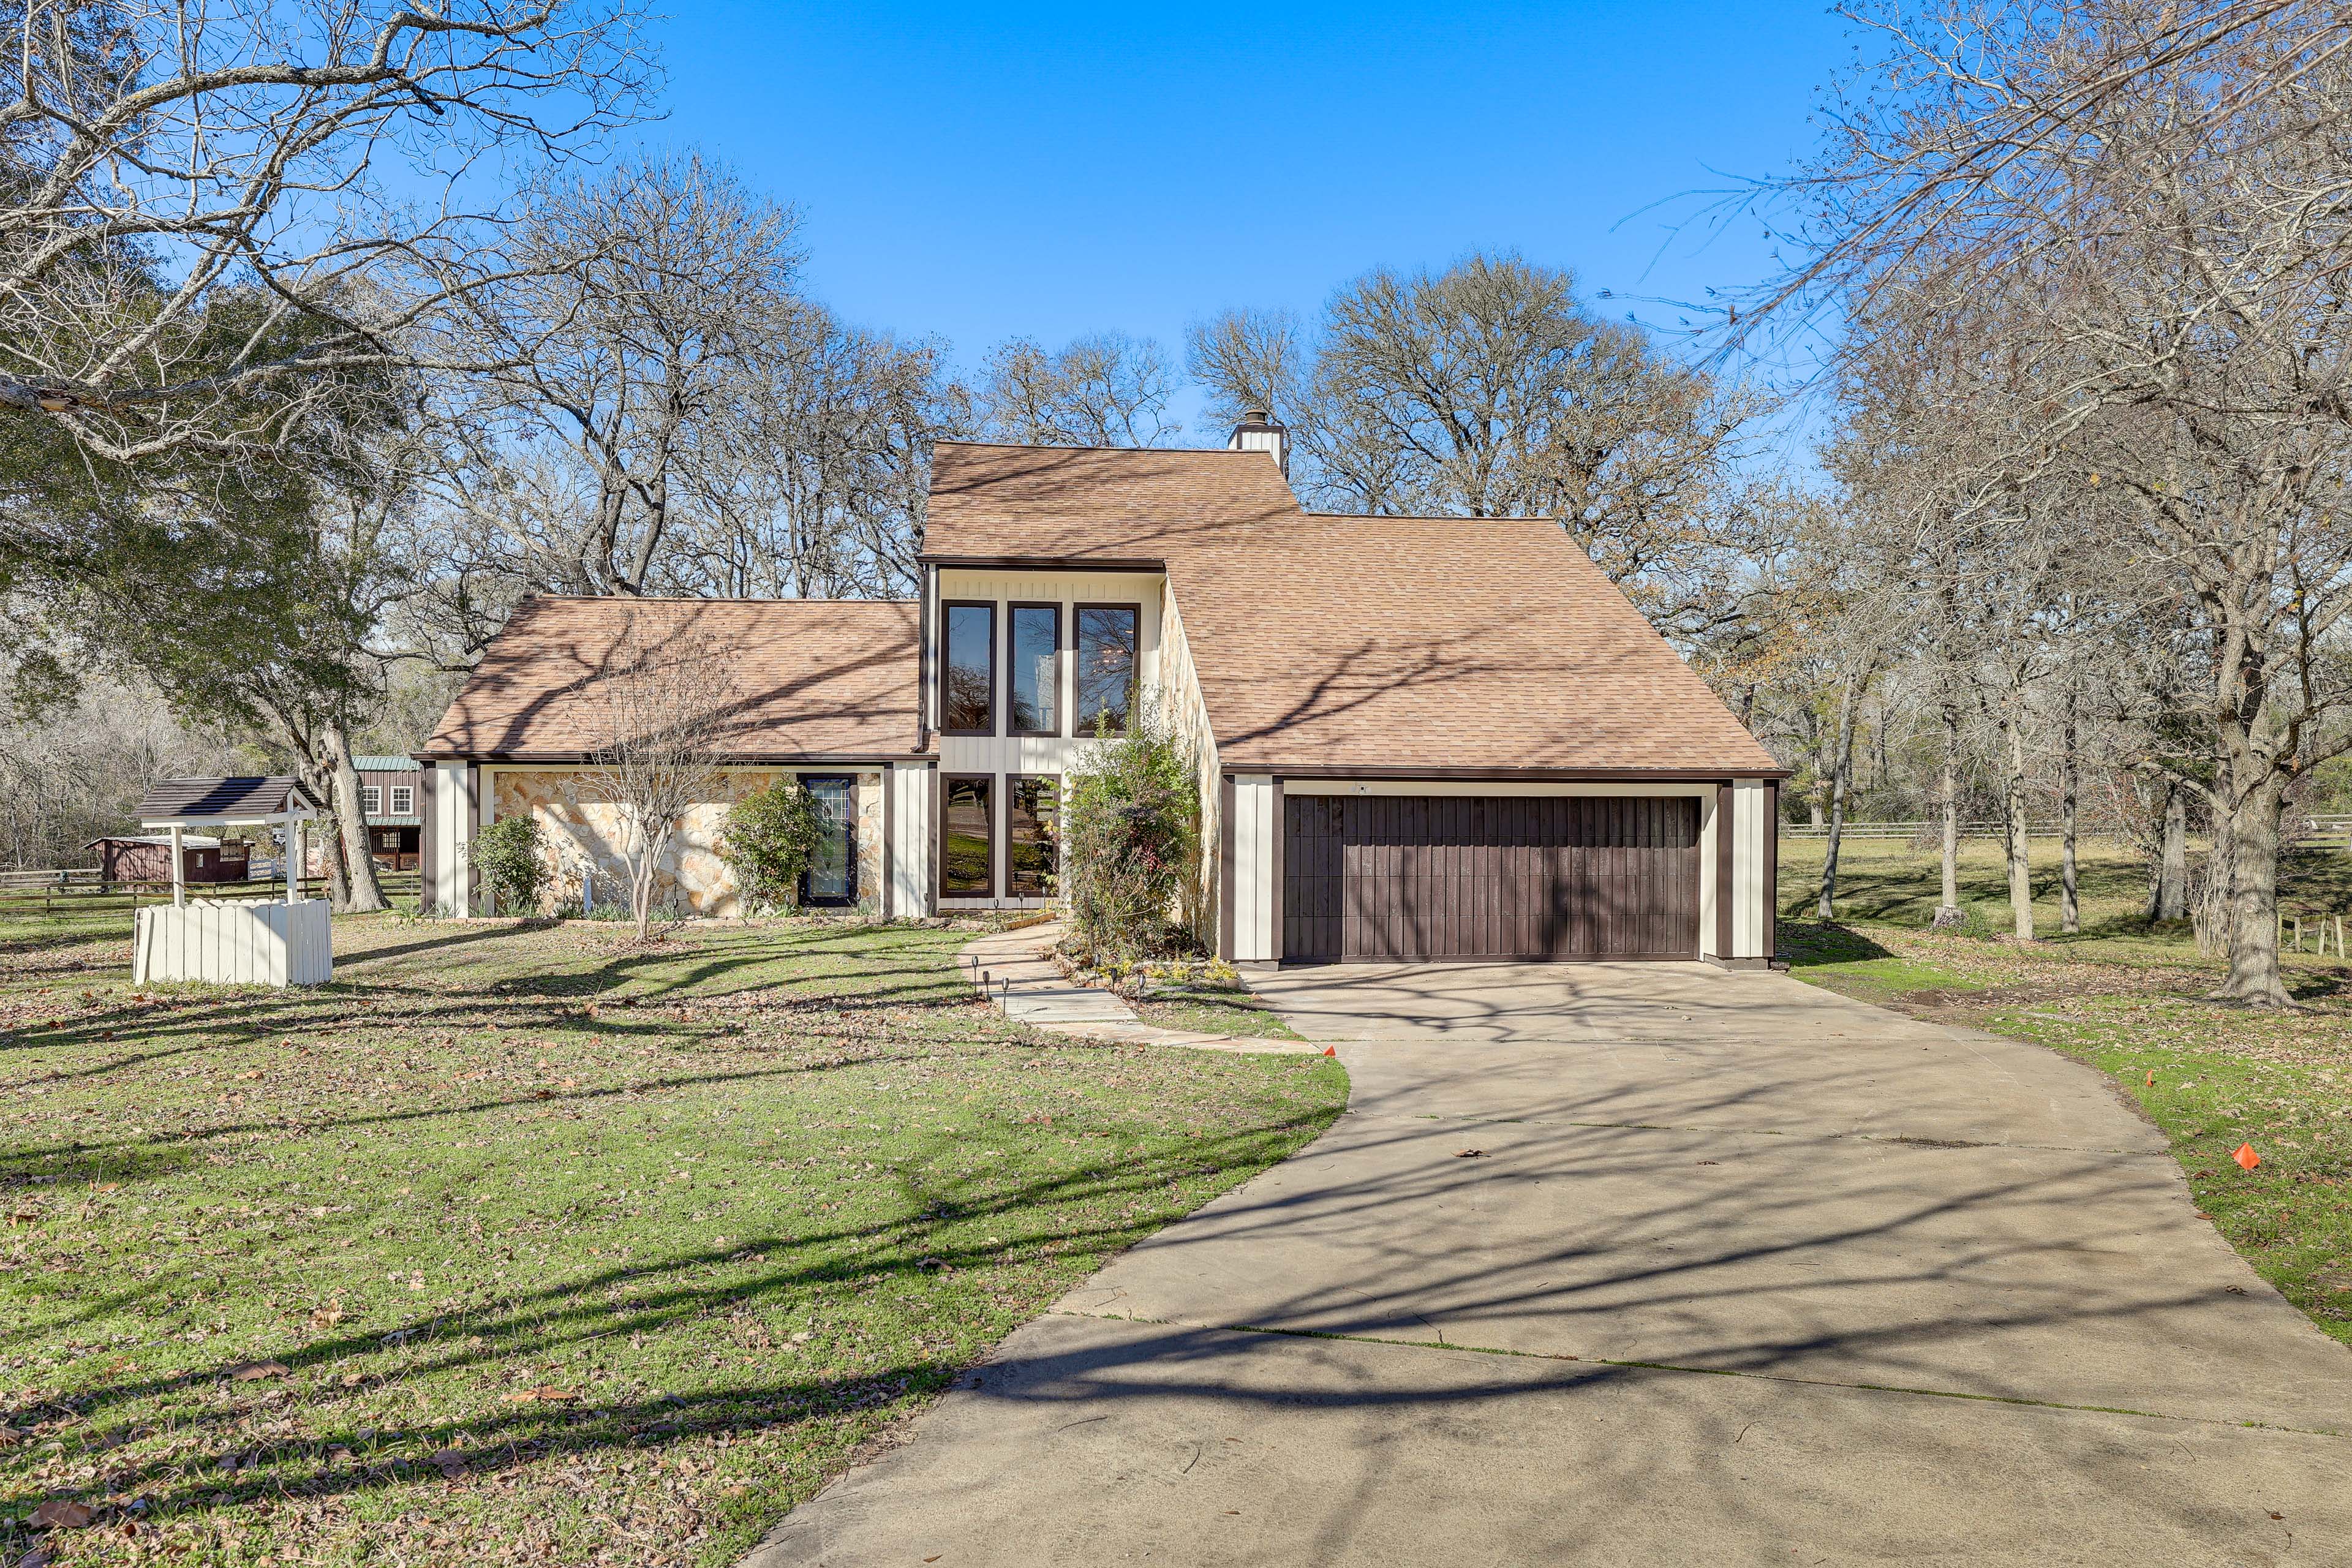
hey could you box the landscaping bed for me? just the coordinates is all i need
[0,914,1346,1566]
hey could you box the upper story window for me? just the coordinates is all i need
[1076,605,1139,734]
[1009,604,1060,736]
[390,785,414,816]
[361,785,382,815]
[942,601,995,734]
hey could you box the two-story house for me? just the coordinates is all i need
[352,756,427,871]
[415,420,1785,964]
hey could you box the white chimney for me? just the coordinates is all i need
[1227,408,1287,477]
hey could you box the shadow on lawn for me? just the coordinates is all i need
[0,1107,1340,1525]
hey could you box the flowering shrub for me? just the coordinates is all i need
[1060,712,1200,962]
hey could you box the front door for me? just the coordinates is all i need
[799,777,856,907]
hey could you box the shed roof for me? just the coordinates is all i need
[352,755,422,773]
[134,777,321,824]
[421,596,924,762]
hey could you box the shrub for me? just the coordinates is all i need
[1061,712,1200,961]
[471,815,548,916]
[718,778,830,914]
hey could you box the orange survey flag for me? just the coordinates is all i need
[2234,1143,2260,1170]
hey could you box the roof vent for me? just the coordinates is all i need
[1227,409,1288,477]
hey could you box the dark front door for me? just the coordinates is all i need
[1283,794,1700,962]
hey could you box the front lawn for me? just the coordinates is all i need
[0,914,1347,1566]
[1781,835,2352,1349]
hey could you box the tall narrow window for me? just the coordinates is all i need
[799,776,856,906]
[941,776,994,897]
[1008,775,1060,898]
[361,785,381,816]
[941,601,995,734]
[1075,605,1139,734]
[1009,604,1060,736]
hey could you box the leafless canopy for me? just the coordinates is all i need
[1,0,652,459]
[581,613,740,937]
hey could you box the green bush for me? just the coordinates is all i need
[1062,713,1200,962]
[471,815,548,916]
[718,779,830,913]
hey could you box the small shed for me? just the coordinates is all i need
[129,777,331,987]
[352,755,426,870]
[85,834,248,885]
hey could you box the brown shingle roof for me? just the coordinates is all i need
[421,597,922,762]
[924,442,1781,776]
[134,777,320,823]
[924,442,1302,562]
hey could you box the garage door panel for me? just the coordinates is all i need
[1281,793,1698,962]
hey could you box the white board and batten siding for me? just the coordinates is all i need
[932,567,1170,910]
[134,899,333,986]
[884,762,932,919]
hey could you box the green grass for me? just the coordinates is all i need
[0,913,1347,1566]
[1781,835,2352,1348]
[1131,989,1304,1040]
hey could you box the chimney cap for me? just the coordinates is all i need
[1241,406,1272,425]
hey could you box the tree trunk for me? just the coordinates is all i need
[2002,699,2034,941]
[2151,783,2188,921]
[326,722,389,913]
[2059,685,2079,935]
[1937,696,1961,918]
[1816,668,1863,920]
[2213,772,2291,1006]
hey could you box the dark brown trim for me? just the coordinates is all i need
[1268,776,1285,962]
[1218,774,1237,961]
[921,554,1166,573]
[1006,601,1064,738]
[1006,773,1061,899]
[1235,764,1792,782]
[918,563,935,750]
[1762,780,1780,961]
[796,774,859,908]
[1073,601,1143,736]
[938,600,997,737]
[938,773,997,901]
[1714,783,1735,960]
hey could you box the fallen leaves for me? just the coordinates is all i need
[501,1386,579,1404]
[1453,1149,1485,1159]
[230,1361,292,1382]
[31,1499,94,1529]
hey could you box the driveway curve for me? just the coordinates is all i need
[748,962,2352,1566]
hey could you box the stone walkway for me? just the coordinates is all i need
[956,921,1320,1055]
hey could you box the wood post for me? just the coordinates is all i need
[169,824,186,908]
[287,816,302,907]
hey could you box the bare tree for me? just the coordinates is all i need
[1191,252,1777,641]
[0,0,650,464]
[976,331,1178,447]
[582,616,741,938]
[1748,1,2352,1002]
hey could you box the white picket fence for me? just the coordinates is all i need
[132,899,333,987]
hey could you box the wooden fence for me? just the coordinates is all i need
[1783,814,2352,844]
[0,867,420,922]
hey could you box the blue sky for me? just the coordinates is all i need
[647,2,1849,434]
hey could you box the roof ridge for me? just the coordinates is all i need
[516,595,919,606]
[1300,510,1564,525]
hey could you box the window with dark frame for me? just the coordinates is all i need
[1008,604,1060,736]
[1008,775,1060,898]
[941,775,995,898]
[799,775,857,907]
[941,601,996,734]
[1075,605,1139,734]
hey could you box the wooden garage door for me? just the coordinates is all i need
[1283,795,1700,962]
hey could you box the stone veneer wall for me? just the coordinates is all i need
[491,769,883,918]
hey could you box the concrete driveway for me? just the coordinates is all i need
[749,962,2352,1566]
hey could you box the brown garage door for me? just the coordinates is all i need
[1282,794,1700,962]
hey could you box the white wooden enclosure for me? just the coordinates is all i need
[133,899,332,987]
